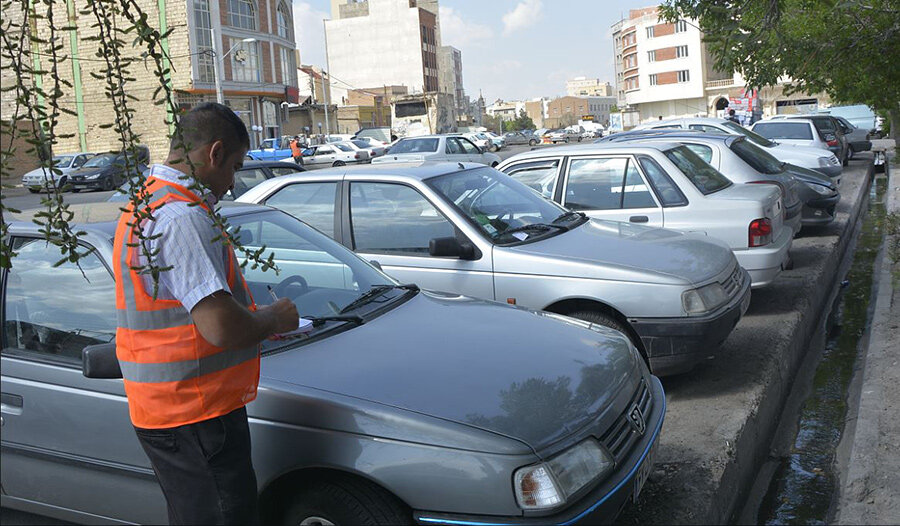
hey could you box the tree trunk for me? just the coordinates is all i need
[890,107,899,148]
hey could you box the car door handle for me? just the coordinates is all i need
[629,215,649,223]
[1,393,24,417]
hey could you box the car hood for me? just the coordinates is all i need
[766,142,830,160]
[21,166,53,179]
[499,219,733,286]
[372,154,430,163]
[70,166,111,177]
[260,290,641,452]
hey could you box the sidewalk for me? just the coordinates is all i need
[836,142,899,525]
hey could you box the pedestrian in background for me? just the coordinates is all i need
[728,108,740,123]
[290,135,303,164]
[114,102,299,525]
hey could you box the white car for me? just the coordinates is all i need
[351,137,387,157]
[21,153,94,192]
[284,142,369,169]
[498,142,792,288]
[633,117,842,179]
[372,135,501,166]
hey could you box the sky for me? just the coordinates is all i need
[292,0,658,103]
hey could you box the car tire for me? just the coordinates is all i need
[529,139,538,146]
[567,309,649,366]
[333,161,346,167]
[283,476,411,526]
[842,150,849,166]
[72,188,81,193]
[577,137,582,142]
[490,144,499,152]
[57,176,68,191]
[564,138,570,143]
[28,188,39,193]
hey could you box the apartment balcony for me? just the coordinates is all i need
[705,78,738,90]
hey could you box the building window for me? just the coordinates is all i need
[280,46,296,85]
[647,50,656,62]
[675,20,688,32]
[228,0,257,30]
[230,38,260,82]
[192,0,215,83]
[276,1,292,39]
[676,45,688,58]
[649,74,658,86]
[646,26,654,38]
[677,70,690,82]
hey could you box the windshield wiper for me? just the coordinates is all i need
[552,210,587,223]
[338,283,419,314]
[304,314,365,327]
[502,223,568,236]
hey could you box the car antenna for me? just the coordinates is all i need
[458,162,465,169]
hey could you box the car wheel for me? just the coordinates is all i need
[564,138,570,143]
[332,161,346,167]
[842,150,849,166]
[567,309,649,366]
[283,477,411,526]
[577,137,582,142]
[529,139,538,146]
[102,176,114,191]
[28,188,39,193]
[490,144,499,152]
[57,176,68,191]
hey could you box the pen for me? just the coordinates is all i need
[267,285,278,303]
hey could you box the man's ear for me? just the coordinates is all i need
[208,140,226,167]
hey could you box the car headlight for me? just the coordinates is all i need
[514,439,614,510]
[807,182,832,196]
[682,282,728,314]
[85,173,101,180]
[817,156,831,167]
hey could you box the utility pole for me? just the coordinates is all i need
[322,18,332,138]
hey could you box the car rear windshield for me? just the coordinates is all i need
[389,138,439,154]
[664,146,732,194]
[809,117,837,133]
[752,122,814,140]
[730,138,785,175]
[351,140,370,149]
[334,143,354,152]
[719,120,775,147]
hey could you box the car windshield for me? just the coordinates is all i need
[427,167,578,245]
[730,138,785,175]
[53,155,75,167]
[752,121,814,140]
[719,120,775,147]
[334,143,354,152]
[663,145,732,195]
[351,140,370,149]
[389,138,439,154]
[227,209,399,349]
[83,153,116,168]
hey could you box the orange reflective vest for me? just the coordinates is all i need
[114,175,259,429]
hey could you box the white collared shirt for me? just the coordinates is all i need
[132,164,231,311]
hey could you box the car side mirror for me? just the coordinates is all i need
[369,259,383,271]
[429,236,476,260]
[82,343,122,379]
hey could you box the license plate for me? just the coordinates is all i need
[633,440,657,502]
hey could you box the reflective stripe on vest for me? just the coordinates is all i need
[114,175,259,428]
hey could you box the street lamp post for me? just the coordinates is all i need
[210,31,256,105]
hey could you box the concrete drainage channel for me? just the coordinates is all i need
[618,154,876,525]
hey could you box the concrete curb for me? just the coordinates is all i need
[618,156,874,525]
[835,159,899,524]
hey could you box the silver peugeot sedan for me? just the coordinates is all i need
[238,162,751,376]
[496,143,792,288]
[1,202,663,525]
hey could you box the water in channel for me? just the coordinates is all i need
[756,174,888,525]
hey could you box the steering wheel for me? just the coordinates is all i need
[272,275,309,300]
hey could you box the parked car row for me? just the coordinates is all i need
[21,146,150,193]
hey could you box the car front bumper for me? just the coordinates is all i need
[801,192,840,225]
[413,376,666,526]
[69,178,105,190]
[628,269,751,376]
[813,165,842,179]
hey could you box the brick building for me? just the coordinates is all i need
[0,0,299,168]
[545,96,616,128]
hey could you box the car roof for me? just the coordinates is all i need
[395,135,445,140]
[263,161,487,182]
[6,201,272,238]
[600,129,738,144]
[499,142,684,161]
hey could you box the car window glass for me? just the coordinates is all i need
[684,144,713,163]
[730,139,784,174]
[565,157,630,210]
[688,124,728,135]
[622,162,656,209]
[811,117,837,133]
[270,166,301,177]
[459,138,480,155]
[502,159,561,198]
[4,238,115,363]
[266,182,338,237]
[390,138,439,154]
[316,147,333,155]
[638,156,688,206]
[446,138,464,155]
[334,143,354,152]
[350,183,455,254]
[663,146,732,195]
[226,168,269,200]
[753,122,814,140]
[652,125,682,129]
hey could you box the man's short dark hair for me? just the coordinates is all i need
[170,102,250,156]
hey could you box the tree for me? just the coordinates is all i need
[509,109,535,131]
[660,0,900,143]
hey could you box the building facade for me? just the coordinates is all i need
[566,77,614,97]
[0,0,300,163]
[544,96,616,128]
[325,0,441,105]
[438,46,467,122]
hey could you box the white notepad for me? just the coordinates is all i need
[275,318,314,337]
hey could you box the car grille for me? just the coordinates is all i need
[721,264,744,298]
[600,380,652,462]
[828,156,840,166]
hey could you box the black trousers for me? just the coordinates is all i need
[134,406,259,525]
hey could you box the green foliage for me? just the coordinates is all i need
[660,0,900,124]
[0,0,278,289]
[509,109,535,132]
[886,209,900,286]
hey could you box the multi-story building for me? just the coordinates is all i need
[486,100,525,121]
[525,97,551,128]
[325,0,441,105]
[566,77,614,97]
[544,96,617,128]
[1,0,300,161]
[438,46,467,121]
[612,6,829,127]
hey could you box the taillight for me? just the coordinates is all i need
[824,133,838,147]
[749,218,773,247]
[355,152,362,159]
